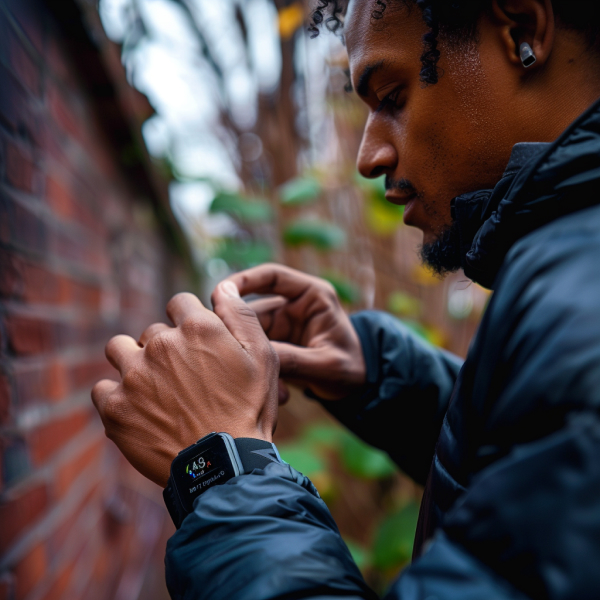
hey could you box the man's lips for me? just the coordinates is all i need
[385,193,417,226]
[384,192,416,206]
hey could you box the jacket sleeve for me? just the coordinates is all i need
[313,311,463,485]
[386,218,600,599]
[165,462,378,600]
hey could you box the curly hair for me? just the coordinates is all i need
[309,0,600,85]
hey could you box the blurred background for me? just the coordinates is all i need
[0,0,490,598]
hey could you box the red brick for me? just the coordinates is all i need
[40,561,75,600]
[0,482,49,554]
[4,137,38,195]
[13,362,51,407]
[0,63,40,143]
[46,360,69,401]
[5,314,55,356]
[13,542,47,600]
[46,85,88,146]
[0,193,47,254]
[8,28,41,97]
[45,176,107,238]
[54,436,103,499]
[47,480,102,555]
[69,358,113,392]
[28,410,91,466]
[0,374,11,425]
[0,574,15,600]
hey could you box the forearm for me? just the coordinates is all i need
[314,311,463,485]
[165,462,377,600]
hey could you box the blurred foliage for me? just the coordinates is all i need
[387,291,422,319]
[279,176,322,206]
[214,238,273,270]
[210,192,273,224]
[278,420,420,589]
[283,219,346,250]
[322,272,361,305]
[356,173,404,236]
[278,2,304,40]
[372,503,420,570]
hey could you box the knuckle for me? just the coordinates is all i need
[144,330,176,358]
[102,393,124,425]
[180,313,221,337]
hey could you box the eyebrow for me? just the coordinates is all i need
[356,60,386,97]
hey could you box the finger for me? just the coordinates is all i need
[211,281,269,350]
[278,379,290,406]
[91,379,119,413]
[105,335,142,376]
[246,296,288,335]
[166,292,206,326]
[227,263,330,301]
[271,341,336,381]
[138,322,172,347]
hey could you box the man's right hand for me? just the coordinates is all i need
[222,263,366,401]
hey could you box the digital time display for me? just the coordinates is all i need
[185,448,218,480]
[173,434,238,513]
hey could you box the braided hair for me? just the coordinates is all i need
[309,0,600,85]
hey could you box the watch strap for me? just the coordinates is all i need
[234,438,283,472]
[164,435,283,530]
[163,480,186,529]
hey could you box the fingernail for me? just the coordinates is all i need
[221,281,240,298]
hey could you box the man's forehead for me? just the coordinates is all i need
[345,0,419,85]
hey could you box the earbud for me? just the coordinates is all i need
[520,42,536,68]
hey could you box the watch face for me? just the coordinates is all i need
[173,435,237,513]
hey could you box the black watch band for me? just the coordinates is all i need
[163,434,282,529]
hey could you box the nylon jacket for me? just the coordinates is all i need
[165,98,600,600]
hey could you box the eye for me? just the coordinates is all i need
[375,86,405,113]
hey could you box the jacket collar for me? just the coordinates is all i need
[453,97,600,289]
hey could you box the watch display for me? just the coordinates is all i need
[172,433,241,513]
[164,432,282,529]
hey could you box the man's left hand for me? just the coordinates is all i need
[91,283,279,488]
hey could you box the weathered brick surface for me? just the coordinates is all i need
[0,1,187,598]
[0,483,49,554]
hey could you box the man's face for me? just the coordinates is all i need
[346,0,517,246]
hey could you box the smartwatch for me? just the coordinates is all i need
[163,432,283,529]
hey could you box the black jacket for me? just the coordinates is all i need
[165,99,600,600]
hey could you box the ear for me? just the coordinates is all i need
[490,0,555,70]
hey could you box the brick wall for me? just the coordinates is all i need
[0,1,190,599]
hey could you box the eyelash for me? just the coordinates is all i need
[376,87,404,113]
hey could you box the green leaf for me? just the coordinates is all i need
[339,432,397,480]
[322,272,361,305]
[213,239,273,270]
[279,176,322,206]
[372,503,420,570]
[344,539,371,572]
[283,219,346,250]
[209,192,273,223]
[301,422,343,449]
[277,443,327,478]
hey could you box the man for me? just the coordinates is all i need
[92,0,600,598]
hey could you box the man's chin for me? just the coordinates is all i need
[418,221,462,277]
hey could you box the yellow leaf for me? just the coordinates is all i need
[278,3,304,40]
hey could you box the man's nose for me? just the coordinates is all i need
[357,114,398,178]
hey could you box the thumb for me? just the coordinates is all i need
[212,281,269,350]
[271,341,338,381]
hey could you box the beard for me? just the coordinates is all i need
[419,217,463,277]
[384,175,463,277]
